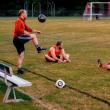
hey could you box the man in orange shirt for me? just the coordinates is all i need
[13,9,46,74]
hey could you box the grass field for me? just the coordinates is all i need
[0,17,110,110]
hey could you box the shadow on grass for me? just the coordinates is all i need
[0,81,32,102]
[0,59,110,106]
[0,59,56,82]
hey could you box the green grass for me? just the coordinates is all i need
[0,17,110,110]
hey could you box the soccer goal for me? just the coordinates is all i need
[83,2,110,21]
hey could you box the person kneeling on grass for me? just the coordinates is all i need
[45,41,71,63]
[97,59,110,71]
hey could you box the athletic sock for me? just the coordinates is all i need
[36,44,40,48]
[35,44,42,53]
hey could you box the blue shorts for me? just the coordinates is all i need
[13,35,32,55]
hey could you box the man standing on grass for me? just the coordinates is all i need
[13,9,46,74]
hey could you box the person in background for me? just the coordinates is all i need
[97,59,110,71]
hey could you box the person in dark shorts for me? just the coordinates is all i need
[13,9,46,74]
[45,41,71,63]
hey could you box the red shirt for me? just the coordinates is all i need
[13,17,33,38]
[48,45,62,57]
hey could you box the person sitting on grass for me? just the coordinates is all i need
[97,59,110,71]
[45,41,71,63]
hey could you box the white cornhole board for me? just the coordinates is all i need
[0,63,32,103]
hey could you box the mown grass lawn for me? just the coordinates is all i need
[0,17,110,110]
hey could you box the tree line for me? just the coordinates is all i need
[0,0,109,16]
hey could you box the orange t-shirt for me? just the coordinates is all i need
[13,17,33,38]
[48,45,62,57]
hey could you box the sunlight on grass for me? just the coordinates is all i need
[0,17,110,110]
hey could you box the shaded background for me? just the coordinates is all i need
[0,0,110,16]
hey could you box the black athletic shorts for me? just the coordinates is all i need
[13,35,32,55]
[45,56,60,62]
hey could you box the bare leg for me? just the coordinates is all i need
[99,63,110,70]
[17,52,24,69]
[61,49,71,62]
[30,34,39,45]
[45,54,56,62]
[30,34,47,53]
[97,59,110,70]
